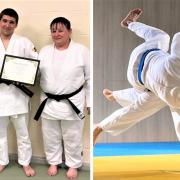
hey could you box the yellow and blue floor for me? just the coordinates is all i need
[94,142,180,180]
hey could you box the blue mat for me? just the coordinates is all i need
[94,142,180,157]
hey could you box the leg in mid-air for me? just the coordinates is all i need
[121,8,142,28]
[93,90,166,144]
[94,88,143,145]
[103,89,116,102]
[121,8,169,50]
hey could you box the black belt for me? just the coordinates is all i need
[0,79,34,97]
[34,85,85,121]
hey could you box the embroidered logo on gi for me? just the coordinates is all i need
[32,47,37,52]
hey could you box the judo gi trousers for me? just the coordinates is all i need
[99,88,166,136]
[98,22,180,139]
[0,114,32,166]
[42,118,84,168]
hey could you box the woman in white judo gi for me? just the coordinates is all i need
[0,8,38,176]
[94,8,180,144]
[37,17,90,178]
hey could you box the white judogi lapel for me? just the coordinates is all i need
[0,34,38,116]
[39,40,90,120]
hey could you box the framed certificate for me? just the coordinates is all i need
[0,54,40,86]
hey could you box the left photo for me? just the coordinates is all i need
[0,0,90,179]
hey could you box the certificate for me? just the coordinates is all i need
[0,54,40,86]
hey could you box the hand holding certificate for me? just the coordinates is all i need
[0,54,40,86]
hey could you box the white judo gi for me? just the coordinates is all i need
[98,22,180,139]
[0,34,38,166]
[39,40,90,168]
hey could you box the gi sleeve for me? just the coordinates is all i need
[23,37,38,59]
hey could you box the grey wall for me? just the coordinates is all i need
[93,0,180,143]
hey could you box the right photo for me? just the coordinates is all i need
[93,0,180,179]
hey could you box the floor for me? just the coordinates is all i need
[94,142,180,180]
[0,161,90,180]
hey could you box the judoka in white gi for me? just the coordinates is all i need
[38,17,90,178]
[0,8,38,176]
[94,8,180,144]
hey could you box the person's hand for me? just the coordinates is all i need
[103,89,116,101]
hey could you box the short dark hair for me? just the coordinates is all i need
[0,8,19,24]
[50,17,71,30]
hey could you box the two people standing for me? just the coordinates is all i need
[0,8,90,179]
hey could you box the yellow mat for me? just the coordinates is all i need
[94,155,180,180]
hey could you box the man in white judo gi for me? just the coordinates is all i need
[0,8,38,176]
[94,8,180,144]
[35,17,90,179]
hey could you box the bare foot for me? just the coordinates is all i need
[66,168,78,179]
[103,89,116,101]
[23,165,36,177]
[47,165,58,176]
[93,126,103,145]
[121,8,142,28]
[0,165,5,172]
